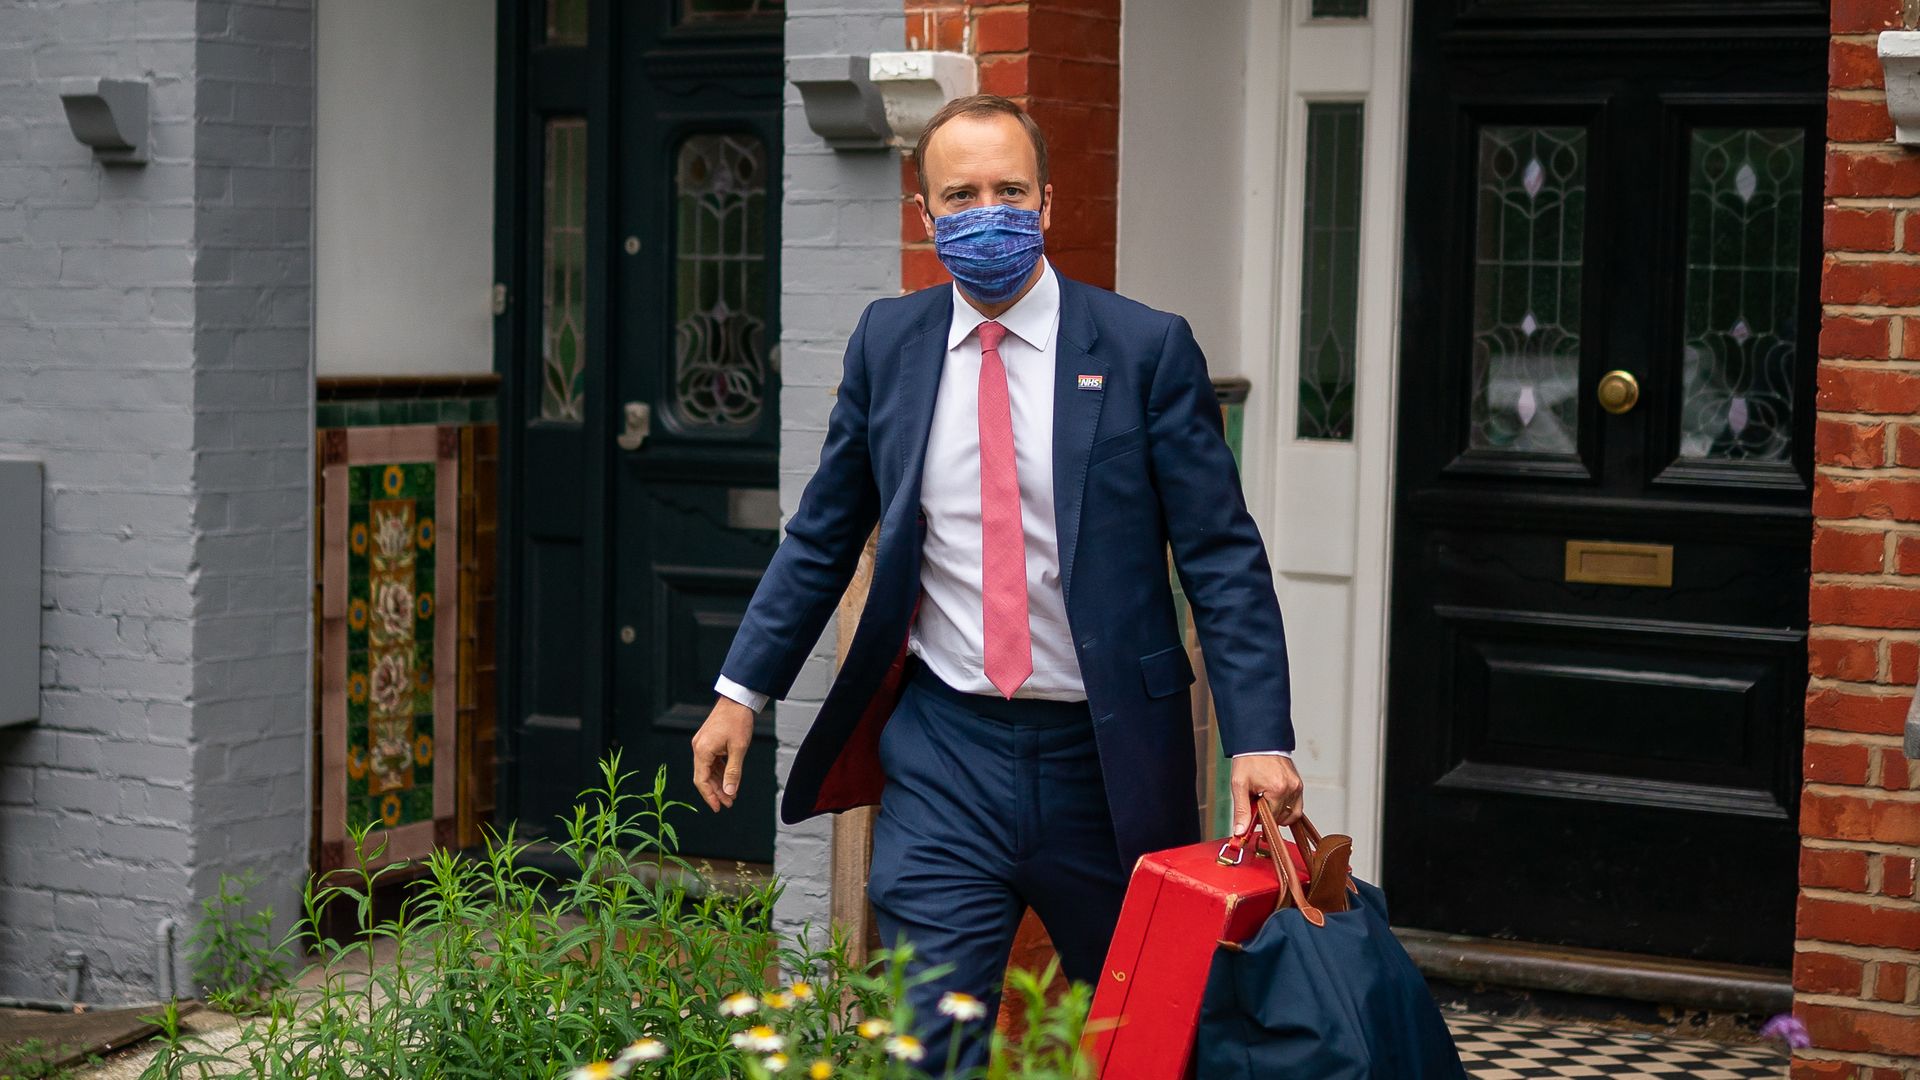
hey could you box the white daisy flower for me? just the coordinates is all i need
[938,991,987,1022]
[884,1034,926,1062]
[762,1053,789,1073]
[764,990,794,1010]
[566,1062,623,1080]
[788,981,815,1002]
[719,993,759,1017]
[616,1038,666,1064]
[855,1018,891,1040]
[730,1025,785,1053]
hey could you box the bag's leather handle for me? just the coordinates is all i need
[1255,799,1325,926]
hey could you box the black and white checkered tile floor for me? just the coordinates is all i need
[1445,1010,1789,1078]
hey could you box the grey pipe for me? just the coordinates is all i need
[62,949,85,1007]
[156,917,176,1000]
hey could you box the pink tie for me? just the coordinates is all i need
[976,321,1033,699]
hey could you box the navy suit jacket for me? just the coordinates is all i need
[719,274,1294,869]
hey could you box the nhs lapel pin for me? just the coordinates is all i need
[1077,373,1104,392]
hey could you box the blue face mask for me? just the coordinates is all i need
[933,202,1045,306]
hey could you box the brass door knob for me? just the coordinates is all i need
[1597,370,1639,415]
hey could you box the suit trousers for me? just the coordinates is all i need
[866,658,1133,1068]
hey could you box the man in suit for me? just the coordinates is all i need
[690,94,1301,1064]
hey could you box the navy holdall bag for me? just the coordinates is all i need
[1195,802,1468,1079]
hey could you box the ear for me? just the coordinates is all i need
[913,193,936,242]
[1039,183,1054,232]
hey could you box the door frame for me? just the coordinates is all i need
[1375,0,1823,964]
[1233,0,1414,884]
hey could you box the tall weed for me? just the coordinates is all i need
[144,753,1092,1079]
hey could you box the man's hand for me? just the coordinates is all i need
[1230,754,1305,836]
[691,697,756,812]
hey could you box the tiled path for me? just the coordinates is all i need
[1448,1010,1789,1079]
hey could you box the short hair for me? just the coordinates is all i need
[911,94,1050,200]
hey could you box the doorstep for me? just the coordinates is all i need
[1396,927,1793,1018]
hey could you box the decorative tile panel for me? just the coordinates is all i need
[320,426,458,870]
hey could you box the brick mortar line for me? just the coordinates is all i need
[1806,729,1910,746]
[1803,835,1920,858]
[1807,675,1911,695]
[1802,884,1920,908]
[1805,781,1920,801]
[1791,990,1920,1017]
[1831,196,1920,210]
[1797,940,1920,964]
[1824,357,1920,370]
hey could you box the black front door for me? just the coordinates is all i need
[499,0,783,863]
[1384,0,1825,967]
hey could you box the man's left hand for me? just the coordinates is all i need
[1229,754,1304,837]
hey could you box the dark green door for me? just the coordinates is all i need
[498,0,783,863]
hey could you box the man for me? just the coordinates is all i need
[690,95,1301,1063]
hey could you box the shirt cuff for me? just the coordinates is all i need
[714,675,769,714]
[1232,750,1293,758]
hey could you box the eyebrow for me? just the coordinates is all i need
[940,178,1032,197]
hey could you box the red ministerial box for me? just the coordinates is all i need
[1083,833,1310,1079]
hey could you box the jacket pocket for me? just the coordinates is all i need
[1139,643,1196,699]
[1088,425,1145,465]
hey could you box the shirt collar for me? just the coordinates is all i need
[947,257,1060,353]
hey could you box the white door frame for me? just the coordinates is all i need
[1233,0,1412,883]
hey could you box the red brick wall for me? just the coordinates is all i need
[1796,1,1920,1074]
[900,0,1122,292]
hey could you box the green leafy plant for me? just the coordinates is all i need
[186,869,291,1015]
[0,1037,102,1080]
[143,752,1094,1079]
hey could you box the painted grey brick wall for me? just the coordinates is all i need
[185,0,312,970]
[773,0,903,942]
[0,0,312,1004]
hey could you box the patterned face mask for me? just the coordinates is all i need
[932,202,1046,305]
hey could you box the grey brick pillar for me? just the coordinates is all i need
[773,1,904,941]
[0,0,312,1004]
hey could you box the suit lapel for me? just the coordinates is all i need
[894,288,954,529]
[1052,278,1105,606]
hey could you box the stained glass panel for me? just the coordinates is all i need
[1469,125,1588,454]
[1311,0,1369,17]
[1297,103,1364,441]
[673,133,769,431]
[541,118,587,423]
[1677,128,1804,463]
[545,0,587,45]
[680,0,784,25]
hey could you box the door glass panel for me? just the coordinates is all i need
[672,133,769,432]
[541,118,587,424]
[1297,102,1364,441]
[1469,125,1588,454]
[544,0,587,46]
[1311,0,1369,17]
[679,0,785,26]
[1677,127,1805,463]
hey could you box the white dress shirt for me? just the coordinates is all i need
[715,259,1288,758]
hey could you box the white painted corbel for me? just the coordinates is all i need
[789,55,891,150]
[1879,31,1920,145]
[867,51,978,146]
[57,78,149,164]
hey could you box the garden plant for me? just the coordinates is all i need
[142,753,1094,1079]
